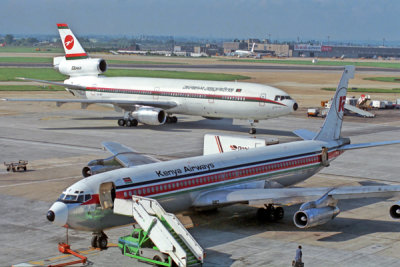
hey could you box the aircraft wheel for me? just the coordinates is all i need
[249,128,256,134]
[130,119,138,126]
[97,235,108,249]
[91,235,98,248]
[171,116,178,123]
[166,116,172,123]
[118,119,125,127]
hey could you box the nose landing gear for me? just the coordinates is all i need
[257,205,284,222]
[248,119,258,134]
[91,231,108,249]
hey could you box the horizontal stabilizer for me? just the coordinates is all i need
[102,141,159,167]
[16,77,87,90]
[341,140,400,150]
[293,129,316,140]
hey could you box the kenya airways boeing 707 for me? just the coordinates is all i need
[2,24,297,134]
[46,66,400,249]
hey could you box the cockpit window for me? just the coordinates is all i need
[58,192,90,204]
[274,95,292,101]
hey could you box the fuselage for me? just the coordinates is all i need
[49,139,344,232]
[65,76,297,120]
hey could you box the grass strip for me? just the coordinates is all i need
[363,77,400,83]
[0,85,65,91]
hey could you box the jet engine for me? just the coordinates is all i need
[293,206,340,228]
[133,107,167,125]
[293,194,340,228]
[55,57,107,77]
[389,201,400,219]
[82,156,122,177]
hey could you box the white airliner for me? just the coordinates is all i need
[46,66,400,249]
[2,25,297,134]
[233,43,256,57]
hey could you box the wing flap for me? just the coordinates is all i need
[102,141,160,167]
[193,185,400,208]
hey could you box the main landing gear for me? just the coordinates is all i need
[248,119,258,135]
[91,231,108,249]
[256,205,284,222]
[118,118,138,127]
[118,111,138,127]
[166,115,178,124]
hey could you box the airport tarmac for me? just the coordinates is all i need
[0,94,400,267]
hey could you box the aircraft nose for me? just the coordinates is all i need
[47,201,68,226]
[293,102,298,111]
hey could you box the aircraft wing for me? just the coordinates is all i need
[2,98,178,110]
[102,141,160,167]
[3,77,178,110]
[192,185,400,208]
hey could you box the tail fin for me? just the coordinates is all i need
[314,65,355,141]
[251,43,255,53]
[57,23,88,60]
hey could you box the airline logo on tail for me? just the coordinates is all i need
[64,35,74,50]
[57,23,88,60]
[336,89,347,119]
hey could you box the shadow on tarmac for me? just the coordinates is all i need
[42,117,297,137]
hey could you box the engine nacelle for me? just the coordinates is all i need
[55,57,107,77]
[82,156,122,177]
[133,107,167,125]
[389,201,400,219]
[293,206,340,228]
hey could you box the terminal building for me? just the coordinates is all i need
[291,44,400,59]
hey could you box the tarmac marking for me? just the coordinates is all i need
[0,175,81,188]
[0,137,102,152]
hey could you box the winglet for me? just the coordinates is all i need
[314,66,355,141]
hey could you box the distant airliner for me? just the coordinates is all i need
[2,24,297,134]
[234,43,256,57]
[46,66,400,249]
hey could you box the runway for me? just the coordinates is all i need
[1,95,400,266]
[1,61,400,73]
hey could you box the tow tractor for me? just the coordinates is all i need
[118,227,173,266]
[4,160,28,172]
[114,196,204,267]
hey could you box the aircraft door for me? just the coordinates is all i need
[99,182,116,210]
[321,147,330,167]
[259,93,266,106]
[153,87,160,100]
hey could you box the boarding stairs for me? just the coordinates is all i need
[114,196,204,267]
[344,103,375,118]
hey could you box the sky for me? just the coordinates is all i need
[1,0,399,43]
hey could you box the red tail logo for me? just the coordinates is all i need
[64,35,74,50]
[338,96,346,113]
